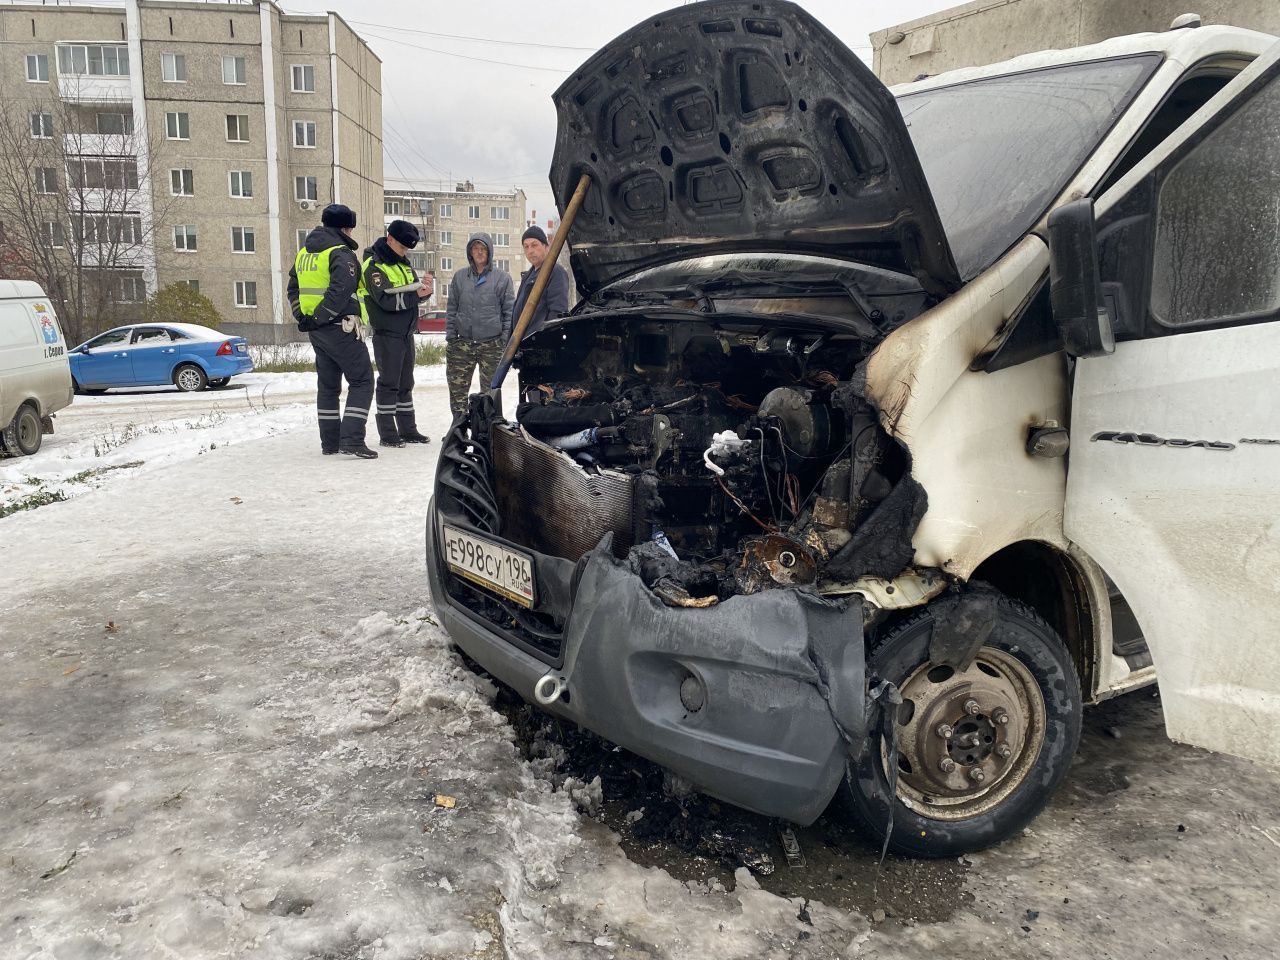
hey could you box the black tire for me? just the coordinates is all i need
[173,364,208,392]
[209,377,231,388]
[845,595,1081,858]
[3,403,44,456]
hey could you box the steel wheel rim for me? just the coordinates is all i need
[177,368,202,391]
[882,647,1046,821]
[18,411,38,448]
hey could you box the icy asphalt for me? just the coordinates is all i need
[2,371,1278,959]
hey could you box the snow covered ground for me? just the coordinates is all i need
[3,373,1280,959]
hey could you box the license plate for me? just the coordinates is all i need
[441,523,534,608]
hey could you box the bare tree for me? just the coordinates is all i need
[0,81,177,344]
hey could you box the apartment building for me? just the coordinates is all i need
[382,182,527,308]
[0,0,382,336]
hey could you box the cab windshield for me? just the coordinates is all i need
[898,54,1161,279]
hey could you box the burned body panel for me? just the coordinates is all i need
[550,0,959,297]
[426,514,864,824]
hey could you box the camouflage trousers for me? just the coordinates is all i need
[446,337,505,416]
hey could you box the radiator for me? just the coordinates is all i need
[490,425,634,560]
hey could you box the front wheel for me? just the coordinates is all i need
[845,595,1081,858]
[174,364,208,392]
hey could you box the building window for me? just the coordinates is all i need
[491,206,510,221]
[174,224,197,252]
[165,112,189,140]
[231,226,256,253]
[26,54,49,82]
[57,44,129,77]
[177,279,199,293]
[81,215,141,246]
[497,258,510,272]
[292,120,316,148]
[234,280,257,307]
[35,167,57,194]
[291,64,315,93]
[96,112,133,135]
[439,230,452,245]
[438,203,452,218]
[409,252,427,271]
[221,55,246,85]
[296,228,308,250]
[29,112,53,139]
[170,168,194,196]
[117,274,145,303]
[161,52,186,82]
[229,171,253,198]
[226,115,249,142]
[494,232,510,247]
[69,159,138,191]
[440,257,453,271]
[384,200,400,216]
[294,176,317,201]
[42,221,65,248]
[466,205,480,219]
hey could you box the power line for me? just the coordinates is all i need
[381,118,451,181]
[357,27,575,74]
[345,19,596,52]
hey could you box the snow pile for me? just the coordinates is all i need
[0,401,313,514]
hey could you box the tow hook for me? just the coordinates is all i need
[533,672,567,706]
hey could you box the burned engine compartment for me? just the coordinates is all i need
[500,312,929,607]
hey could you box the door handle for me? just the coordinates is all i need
[163,348,175,353]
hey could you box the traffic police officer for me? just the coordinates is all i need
[287,203,378,459]
[362,219,434,446]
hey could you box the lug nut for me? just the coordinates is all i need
[936,723,953,739]
[964,699,980,716]
[969,768,986,783]
[997,744,1012,759]
[994,710,1010,725]
[939,758,956,774]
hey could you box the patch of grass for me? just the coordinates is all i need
[414,339,446,366]
[0,487,68,519]
[252,342,313,373]
[65,460,145,484]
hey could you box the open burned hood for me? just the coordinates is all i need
[550,0,961,299]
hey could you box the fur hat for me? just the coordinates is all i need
[387,219,419,248]
[321,203,357,230]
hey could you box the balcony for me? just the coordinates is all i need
[56,74,131,104]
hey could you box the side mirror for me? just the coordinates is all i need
[1047,199,1115,358]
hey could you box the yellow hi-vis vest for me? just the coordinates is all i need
[294,244,367,322]
[361,257,418,312]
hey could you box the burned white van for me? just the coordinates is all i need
[0,280,73,457]
[427,1,1280,855]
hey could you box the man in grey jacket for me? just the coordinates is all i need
[445,232,514,416]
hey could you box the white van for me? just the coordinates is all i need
[0,280,73,457]
[427,3,1280,858]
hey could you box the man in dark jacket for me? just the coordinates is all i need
[362,220,434,447]
[287,203,377,459]
[445,232,514,416]
[511,225,570,338]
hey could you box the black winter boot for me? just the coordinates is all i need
[339,442,379,459]
[399,429,432,444]
[380,436,406,448]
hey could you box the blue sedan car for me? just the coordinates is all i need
[69,323,253,393]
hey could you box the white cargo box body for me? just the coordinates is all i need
[0,280,73,457]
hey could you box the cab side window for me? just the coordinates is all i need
[1149,74,1280,328]
[86,329,130,349]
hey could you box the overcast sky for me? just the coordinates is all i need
[276,0,955,220]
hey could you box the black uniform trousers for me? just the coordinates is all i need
[371,328,418,440]
[309,323,373,450]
